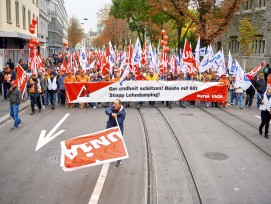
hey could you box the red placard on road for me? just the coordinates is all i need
[60,127,129,171]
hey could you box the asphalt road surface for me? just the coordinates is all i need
[1,102,271,204]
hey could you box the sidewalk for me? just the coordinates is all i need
[0,96,30,125]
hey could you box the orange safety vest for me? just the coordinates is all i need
[64,75,76,83]
[77,74,89,82]
[29,78,42,93]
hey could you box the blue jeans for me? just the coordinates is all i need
[10,104,20,128]
[45,90,50,105]
[49,91,57,108]
[235,92,243,108]
[229,89,235,104]
[4,85,10,100]
[257,92,264,108]
[0,82,2,95]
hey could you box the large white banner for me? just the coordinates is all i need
[65,81,227,103]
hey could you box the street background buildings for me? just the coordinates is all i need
[214,0,271,69]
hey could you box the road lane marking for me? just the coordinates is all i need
[255,115,271,123]
[35,113,70,151]
[88,163,110,204]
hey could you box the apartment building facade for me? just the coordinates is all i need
[0,0,39,70]
[38,0,50,57]
[48,0,68,54]
[214,0,271,69]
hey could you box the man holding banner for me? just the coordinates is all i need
[105,99,126,167]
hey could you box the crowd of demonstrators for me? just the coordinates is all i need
[2,56,271,138]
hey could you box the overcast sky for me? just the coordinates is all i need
[64,0,112,32]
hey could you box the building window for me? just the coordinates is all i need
[15,1,20,26]
[6,0,11,23]
[259,0,266,7]
[28,10,31,29]
[253,39,265,54]
[22,6,26,29]
[229,38,240,54]
[243,0,253,10]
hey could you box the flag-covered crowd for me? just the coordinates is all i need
[1,37,271,131]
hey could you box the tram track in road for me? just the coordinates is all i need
[138,108,157,204]
[198,106,271,159]
[138,107,203,204]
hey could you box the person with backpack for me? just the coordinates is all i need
[263,64,270,82]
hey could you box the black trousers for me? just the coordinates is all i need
[259,110,271,134]
[245,93,254,107]
[30,95,41,113]
[59,90,66,105]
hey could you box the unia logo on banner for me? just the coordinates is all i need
[60,127,129,171]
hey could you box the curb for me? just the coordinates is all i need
[0,100,31,126]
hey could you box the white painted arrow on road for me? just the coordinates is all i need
[35,113,70,151]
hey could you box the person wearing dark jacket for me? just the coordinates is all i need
[263,64,271,83]
[105,99,126,167]
[255,73,267,108]
[245,77,256,108]
[6,81,22,130]
[27,72,43,115]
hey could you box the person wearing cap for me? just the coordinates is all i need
[38,70,47,109]
[146,70,158,108]
[3,66,16,100]
[77,70,89,109]
[259,86,271,139]
[245,75,256,108]
[255,73,267,108]
[47,71,58,110]
[64,70,76,108]
[7,80,22,130]
[27,72,43,115]
[219,73,230,108]
[57,70,67,106]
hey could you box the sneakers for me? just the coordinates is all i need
[30,112,35,115]
[116,160,122,167]
[11,127,17,131]
[265,134,269,139]
[42,105,45,110]
[18,119,22,125]
[93,106,96,109]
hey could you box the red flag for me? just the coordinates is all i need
[141,41,147,66]
[267,75,271,86]
[60,126,129,171]
[61,58,67,73]
[182,39,197,74]
[15,64,28,96]
[246,61,265,80]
